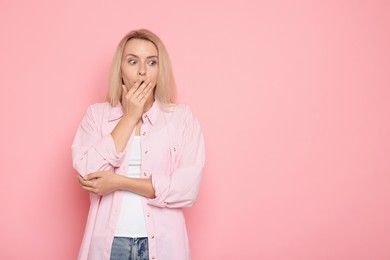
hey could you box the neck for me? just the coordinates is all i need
[143,96,155,113]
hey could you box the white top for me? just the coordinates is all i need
[114,136,148,237]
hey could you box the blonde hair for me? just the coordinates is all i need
[106,29,176,106]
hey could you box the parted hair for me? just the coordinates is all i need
[106,29,177,106]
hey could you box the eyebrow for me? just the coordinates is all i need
[125,53,158,59]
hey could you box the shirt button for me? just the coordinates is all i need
[143,115,147,118]
[142,131,146,136]
[144,172,147,176]
[151,235,155,239]
[145,150,148,154]
[147,213,150,217]
[151,257,155,259]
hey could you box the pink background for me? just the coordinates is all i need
[1,0,389,259]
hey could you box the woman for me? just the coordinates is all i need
[72,29,205,260]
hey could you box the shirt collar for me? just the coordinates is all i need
[143,100,161,125]
[108,101,161,125]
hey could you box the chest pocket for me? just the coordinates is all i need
[144,119,176,177]
[163,113,180,170]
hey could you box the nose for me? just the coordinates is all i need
[138,63,146,76]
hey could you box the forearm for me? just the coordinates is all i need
[79,171,156,198]
[72,134,126,176]
[111,116,138,152]
[116,175,156,199]
[112,79,154,152]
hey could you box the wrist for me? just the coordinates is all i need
[115,174,125,190]
[121,114,138,126]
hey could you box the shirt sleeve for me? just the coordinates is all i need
[147,106,205,208]
[71,105,127,177]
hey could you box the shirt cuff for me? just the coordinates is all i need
[147,173,171,208]
[93,134,126,167]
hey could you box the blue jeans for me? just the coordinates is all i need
[110,237,149,260]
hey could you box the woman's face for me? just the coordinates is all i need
[121,38,159,91]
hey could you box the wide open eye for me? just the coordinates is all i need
[128,59,137,65]
[148,60,157,66]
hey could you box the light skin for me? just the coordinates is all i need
[78,39,159,198]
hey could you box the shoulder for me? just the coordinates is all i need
[168,103,196,116]
[83,102,114,123]
[164,103,195,121]
[88,102,112,112]
[164,103,201,131]
[86,102,114,115]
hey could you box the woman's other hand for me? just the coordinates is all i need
[78,171,120,196]
[78,171,156,198]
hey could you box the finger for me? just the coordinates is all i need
[80,185,97,194]
[78,175,87,185]
[135,78,152,99]
[129,77,145,94]
[134,78,149,97]
[121,85,128,98]
[122,85,129,104]
[121,85,128,105]
[139,82,154,101]
[78,176,95,188]
[83,172,102,181]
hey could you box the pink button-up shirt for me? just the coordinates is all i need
[72,101,205,260]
